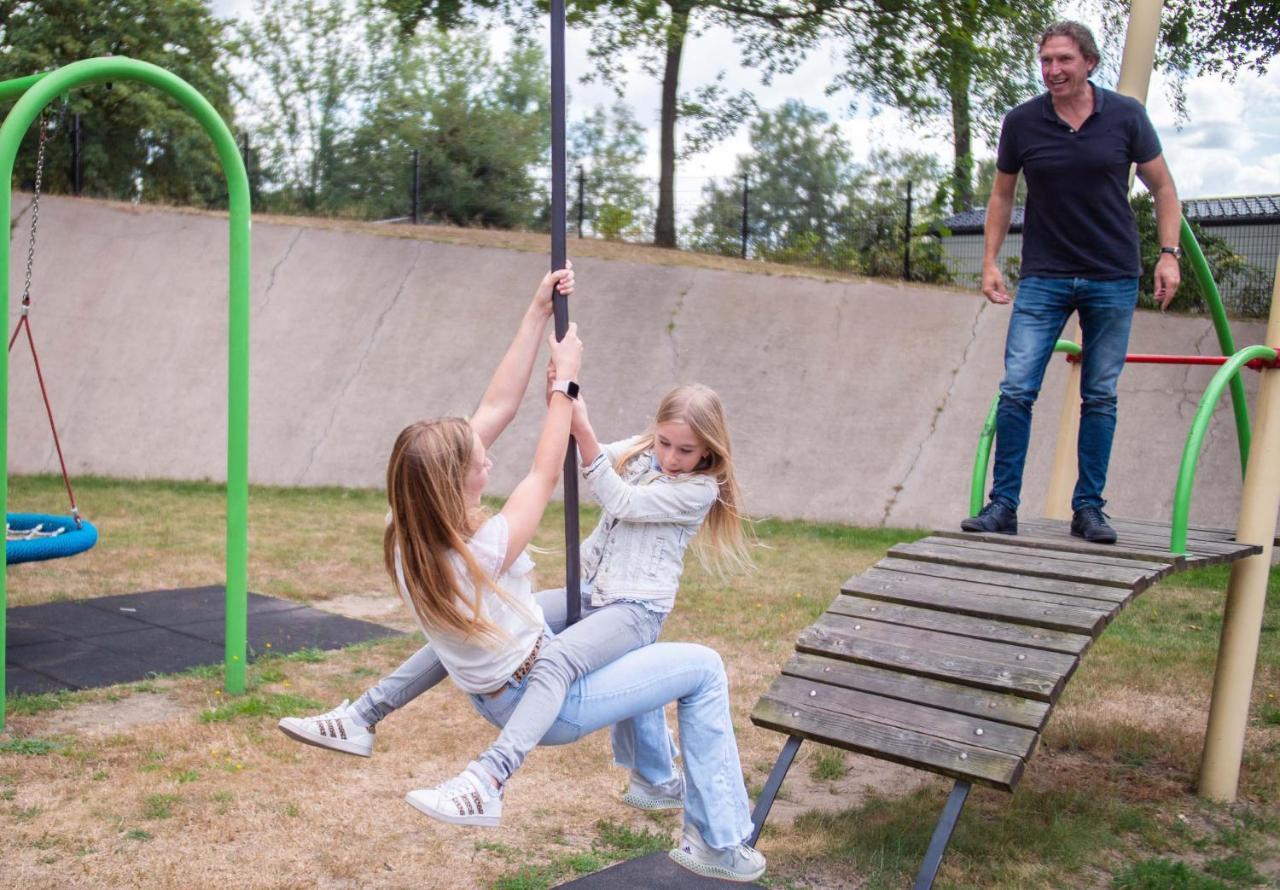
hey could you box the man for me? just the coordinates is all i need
[962,20,1182,545]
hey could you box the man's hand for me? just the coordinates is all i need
[1154,254,1181,310]
[982,263,1012,304]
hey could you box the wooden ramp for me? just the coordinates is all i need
[748,518,1259,889]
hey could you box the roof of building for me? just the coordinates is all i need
[937,194,1280,235]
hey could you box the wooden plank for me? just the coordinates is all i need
[888,540,1160,591]
[828,593,1092,655]
[816,612,1078,677]
[781,652,1052,732]
[1015,519,1255,560]
[796,618,1071,702]
[932,528,1184,566]
[765,674,1040,760]
[914,535,1174,574]
[839,571,1111,640]
[874,558,1131,604]
[844,569,1112,637]
[751,695,1024,792]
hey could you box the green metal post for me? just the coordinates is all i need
[1181,218,1251,476]
[0,58,250,731]
[1170,345,1277,554]
[969,339,1080,515]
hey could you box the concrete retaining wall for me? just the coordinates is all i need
[6,195,1265,531]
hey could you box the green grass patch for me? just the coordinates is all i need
[123,828,152,842]
[5,690,81,717]
[810,749,848,781]
[199,693,322,723]
[0,737,59,755]
[142,793,180,820]
[1203,854,1265,885]
[1114,857,1229,889]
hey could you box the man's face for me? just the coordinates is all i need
[1039,36,1093,99]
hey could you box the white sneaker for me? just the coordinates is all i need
[405,763,503,828]
[621,774,683,811]
[669,830,766,883]
[277,700,375,757]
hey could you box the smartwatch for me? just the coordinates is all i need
[1160,246,1182,259]
[551,379,580,401]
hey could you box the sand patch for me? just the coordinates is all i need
[33,692,187,737]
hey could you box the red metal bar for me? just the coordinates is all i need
[1065,351,1280,371]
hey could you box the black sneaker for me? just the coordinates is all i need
[960,501,1017,534]
[1071,506,1117,544]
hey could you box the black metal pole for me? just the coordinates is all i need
[550,0,581,626]
[740,173,749,260]
[411,149,421,225]
[576,164,585,238]
[903,179,913,281]
[240,132,252,205]
[70,113,82,197]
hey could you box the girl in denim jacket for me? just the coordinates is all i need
[280,386,751,813]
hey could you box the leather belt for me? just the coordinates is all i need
[488,635,543,697]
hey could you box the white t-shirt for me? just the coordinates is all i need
[393,513,543,694]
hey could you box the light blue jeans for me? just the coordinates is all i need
[469,639,754,849]
[991,276,1139,512]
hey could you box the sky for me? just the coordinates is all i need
[211,0,1280,202]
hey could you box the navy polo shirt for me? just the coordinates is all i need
[996,83,1162,279]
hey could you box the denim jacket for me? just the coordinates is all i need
[579,436,718,612]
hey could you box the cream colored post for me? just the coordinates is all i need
[1043,0,1163,520]
[1199,260,1280,801]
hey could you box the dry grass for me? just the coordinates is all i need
[3,478,1279,889]
[69,193,975,295]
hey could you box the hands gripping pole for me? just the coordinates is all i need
[550,0,581,625]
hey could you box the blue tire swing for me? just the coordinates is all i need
[6,116,97,565]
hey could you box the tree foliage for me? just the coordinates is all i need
[825,0,1057,212]
[686,100,951,282]
[0,0,235,205]
[235,0,549,224]
[569,101,652,240]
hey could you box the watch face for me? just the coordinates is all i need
[566,381,580,399]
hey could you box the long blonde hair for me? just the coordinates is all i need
[613,384,752,572]
[383,417,531,645]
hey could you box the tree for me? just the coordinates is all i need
[686,100,951,281]
[339,30,551,226]
[232,0,399,212]
[0,0,235,205]
[380,0,832,248]
[569,101,652,240]
[825,1,1058,213]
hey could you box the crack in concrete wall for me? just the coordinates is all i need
[666,270,695,369]
[296,241,424,483]
[880,299,989,526]
[257,229,303,317]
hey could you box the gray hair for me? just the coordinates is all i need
[1039,20,1101,71]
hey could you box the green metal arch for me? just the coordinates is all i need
[0,57,251,728]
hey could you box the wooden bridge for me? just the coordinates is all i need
[747,517,1260,889]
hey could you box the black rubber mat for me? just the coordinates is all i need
[5,586,403,695]
[556,851,764,888]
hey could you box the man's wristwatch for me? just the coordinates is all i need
[551,379,580,401]
[1160,246,1182,259]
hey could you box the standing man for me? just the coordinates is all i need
[961,20,1182,544]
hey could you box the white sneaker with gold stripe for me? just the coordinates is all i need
[405,763,503,827]
[277,700,375,757]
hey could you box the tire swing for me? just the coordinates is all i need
[6,116,97,565]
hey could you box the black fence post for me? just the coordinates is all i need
[70,113,82,197]
[576,164,585,238]
[411,149,421,224]
[741,173,749,260]
[239,133,253,205]
[903,179,913,281]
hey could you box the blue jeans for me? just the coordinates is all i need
[991,276,1138,512]
[470,641,754,850]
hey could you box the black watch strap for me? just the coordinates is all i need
[1160,246,1182,258]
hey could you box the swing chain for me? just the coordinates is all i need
[21,114,50,315]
